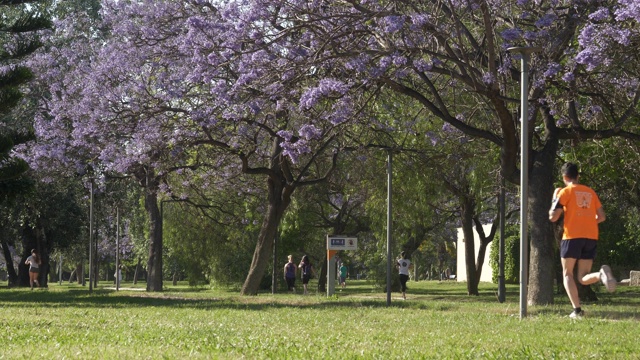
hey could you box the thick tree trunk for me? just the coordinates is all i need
[240,192,288,295]
[35,226,50,288]
[461,195,479,295]
[145,190,163,292]
[241,167,293,295]
[19,227,38,287]
[1,238,18,286]
[527,142,558,305]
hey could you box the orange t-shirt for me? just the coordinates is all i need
[557,183,601,240]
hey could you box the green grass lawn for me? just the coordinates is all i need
[1,280,638,359]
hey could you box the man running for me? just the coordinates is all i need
[549,162,616,319]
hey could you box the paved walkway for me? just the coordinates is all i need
[103,287,146,291]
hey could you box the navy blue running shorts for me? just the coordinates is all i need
[560,238,597,260]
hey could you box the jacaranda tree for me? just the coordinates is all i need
[26,0,370,294]
[235,0,640,303]
[24,0,640,299]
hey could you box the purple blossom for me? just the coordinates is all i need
[329,97,353,125]
[413,58,433,72]
[298,124,322,140]
[500,28,522,41]
[345,54,370,72]
[378,56,392,70]
[382,15,406,33]
[561,72,575,82]
[277,130,293,141]
[482,72,495,85]
[589,8,611,21]
[575,48,604,71]
[523,31,539,40]
[392,55,407,66]
[543,63,562,77]
[615,0,640,22]
[409,14,432,30]
[590,105,603,113]
[556,117,570,127]
[535,14,557,28]
[299,79,351,110]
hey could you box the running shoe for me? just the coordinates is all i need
[569,310,584,319]
[600,265,617,293]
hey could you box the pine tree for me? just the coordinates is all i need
[0,0,51,200]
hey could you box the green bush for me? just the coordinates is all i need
[489,228,520,284]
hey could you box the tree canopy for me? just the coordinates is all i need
[6,0,640,298]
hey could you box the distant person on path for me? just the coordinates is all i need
[283,255,296,292]
[549,162,617,319]
[298,255,315,295]
[25,249,41,290]
[339,262,348,290]
[396,251,411,300]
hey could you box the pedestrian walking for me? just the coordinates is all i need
[298,255,315,295]
[283,255,296,292]
[339,262,348,289]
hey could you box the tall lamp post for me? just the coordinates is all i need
[386,149,393,307]
[498,178,506,303]
[89,178,95,293]
[507,46,541,319]
[116,206,120,291]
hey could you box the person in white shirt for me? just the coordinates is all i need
[397,251,411,300]
[25,249,41,290]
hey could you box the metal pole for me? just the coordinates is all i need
[89,179,94,293]
[116,206,120,291]
[59,254,63,286]
[498,178,506,303]
[507,46,540,319]
[519,52,530,319]
[386,150,393,306]
[272,231,277,294]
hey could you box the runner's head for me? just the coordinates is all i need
[561,162,579,181]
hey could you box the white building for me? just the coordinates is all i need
[456,224,494,283]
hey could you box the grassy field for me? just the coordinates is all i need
[0,279,638,359]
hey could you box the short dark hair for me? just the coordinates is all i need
[561,162,579,180]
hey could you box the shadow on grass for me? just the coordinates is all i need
[1,282,638,318]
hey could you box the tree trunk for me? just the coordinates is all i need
[240,198,288,295]
[474,241,489,285]
[241,177,291,295]
[317,253,327,292]
[0,237,18,286]
[19,227,38,287]
[526,141,558,305]
[461,195,479,295]
[145,189,163,292]
[133,258,141,284]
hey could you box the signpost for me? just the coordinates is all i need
[327,235,357,297]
